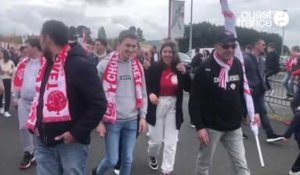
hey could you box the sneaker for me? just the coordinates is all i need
[3,111,11,118]
[19,152,35,169]
[113,169,120,175]
[190,124,196,128]
[266,134,284,143]
[0,107,4,114]
[287,93,294,98]
[149,156,158,170]
[289,170,300,175]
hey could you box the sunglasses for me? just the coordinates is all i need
[222,44,237,50]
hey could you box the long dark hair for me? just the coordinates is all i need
[0,49,10,63]
[159,41,180,73]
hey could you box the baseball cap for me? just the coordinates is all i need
[216,31,237,44]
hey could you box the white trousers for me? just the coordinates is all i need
[148,96,178,174]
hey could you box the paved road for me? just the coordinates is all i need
[0,95,298,175]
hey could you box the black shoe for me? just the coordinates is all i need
[266,134,284,143]
[92,167,97,175]
[19,152,35,169]
[287,93,294,98]
[149,156,158,170]
[242,133,248,140]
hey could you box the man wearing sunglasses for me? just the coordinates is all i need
[244,39,284,143]
[190,32,254,175]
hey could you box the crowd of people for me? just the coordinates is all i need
[1,17,300,175]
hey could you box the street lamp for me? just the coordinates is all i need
[188,0,193,51]
[273,9,289,56]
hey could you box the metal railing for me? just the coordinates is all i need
[265,72,291,111]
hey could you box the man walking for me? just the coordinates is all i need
[95,30,147,175]
[265,42,280,95]
[244,39,283,143]
[190,32,259,175]
[13,38,42,169]
[26,20,107,175]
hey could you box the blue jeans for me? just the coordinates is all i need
[35,137,89,175]
[96,119,138,175]
[283,72,294,95]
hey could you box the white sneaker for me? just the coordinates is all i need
[3,111,11,118]
[290,170,300,175]
[113,169,120,175]
[0,107,4,114]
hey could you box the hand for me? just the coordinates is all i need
[139,117,147,134]
[96,121,106,137]
[176,63,186,74]
[149,93,158,105]
[282,137,288,143]
[55,131,76,144]
[252,113,261,126]
[0,70,4,75]
[197,129,209,145]
[143,60,151,70]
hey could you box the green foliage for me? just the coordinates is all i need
[128,26,145,42]
[178,22,284,53]
[97,26,107,40]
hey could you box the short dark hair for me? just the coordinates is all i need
[41,20,68,46]
[118,30,137,43]
[268,42,276,49]
[25,38,41,51]
[252,38,264,47]
[95,38,107,47]
[245,44,252,50]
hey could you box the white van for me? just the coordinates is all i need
[186,48,214,58]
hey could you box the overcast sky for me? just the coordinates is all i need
[0,0,298,47]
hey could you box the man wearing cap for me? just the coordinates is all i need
[190,32,256,175]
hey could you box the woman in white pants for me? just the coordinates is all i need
[145,41,191,175]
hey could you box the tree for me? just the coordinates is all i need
[128,26,137,34]
[178,21,283,53]
[128,26,145,42]
[136,27,145,42]
[97,26,107,40]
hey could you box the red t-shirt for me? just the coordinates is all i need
[159,67,178,96]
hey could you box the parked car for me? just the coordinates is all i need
[178,52,192,72]
[186,48,214,58]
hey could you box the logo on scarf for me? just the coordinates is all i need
[46,90,67,114]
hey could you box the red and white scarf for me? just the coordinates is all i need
[213,52,233,89]
[13,57,42,91]
[220,0,257,134]
[102,51,143,124]
[13,57,30,91]
[26,45,71,132]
